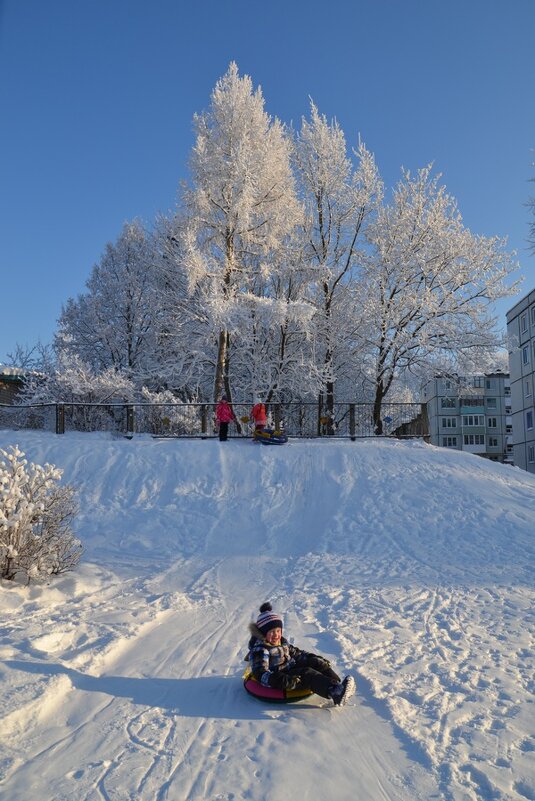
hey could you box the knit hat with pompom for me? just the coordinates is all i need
[256,602,283,635]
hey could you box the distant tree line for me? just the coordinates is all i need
[10,64,519,432]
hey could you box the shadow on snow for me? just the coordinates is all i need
[6,659,321,720]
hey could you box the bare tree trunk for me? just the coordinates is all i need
[373,381,384,435]
[213,329,228,403]
[213,228,234,404]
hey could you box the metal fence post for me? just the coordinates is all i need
[201,404,208,436]
[349,403,356,441]
[56,403,65,435]
[127,405,135,435]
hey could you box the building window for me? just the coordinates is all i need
[526,379,533,398]
[444,380,452,390]
[485,378,495,389]
[487,417,497,428]
[441,417,457,428]
[441,397,456,409]
[461,397,484,408]
[528,445,535,463]
[527,410,534,431]
[531,306,535,327]
[442,436,457,447]
[522,345,530,365]
[521,313,528,333]
[486,398,497,409]
[464,434,485,445]
[463,414,484,426]
[488,436,499,448]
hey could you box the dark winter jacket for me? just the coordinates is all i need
[247,622,304,687]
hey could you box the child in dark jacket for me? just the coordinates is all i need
[247,602,355,706]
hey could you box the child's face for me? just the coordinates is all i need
[265,627,282,645]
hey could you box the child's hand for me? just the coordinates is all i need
[284,676,301,691]
[269,673,301,691]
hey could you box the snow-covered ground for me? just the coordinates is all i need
[0,430,534,801]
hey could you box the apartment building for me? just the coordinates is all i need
[506,289,535,474]
[421,372,512,463]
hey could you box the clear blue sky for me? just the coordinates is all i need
[1,0,534,364]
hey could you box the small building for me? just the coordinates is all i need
[506,289,535,474]
[0,367,26,404]
[421,372,512,464]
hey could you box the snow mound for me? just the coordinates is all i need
[0,430,534,801]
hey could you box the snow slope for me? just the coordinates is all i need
[0,431,534,801]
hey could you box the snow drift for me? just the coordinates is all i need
[0,431,533,801]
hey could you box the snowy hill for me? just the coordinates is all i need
[0,430,534,801]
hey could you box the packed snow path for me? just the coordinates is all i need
[0,432,534,801]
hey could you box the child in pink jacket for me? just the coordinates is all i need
[215,395,235,441]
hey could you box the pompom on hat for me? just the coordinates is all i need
[256,602,283,635]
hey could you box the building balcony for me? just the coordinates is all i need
[462,443,487,454]
[460,405,485,415]
[460,425,486,434]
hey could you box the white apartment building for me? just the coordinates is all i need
[506,289,535,474]
[421,373,513,463]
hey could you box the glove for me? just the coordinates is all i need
[269,672,301,691]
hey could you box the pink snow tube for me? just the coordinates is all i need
[243,668,314,703]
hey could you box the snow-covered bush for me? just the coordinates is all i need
[0,446,81,583]
[17,353,135,433]
[137,387,202,435]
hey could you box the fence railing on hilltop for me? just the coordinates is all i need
[0,401,429,440]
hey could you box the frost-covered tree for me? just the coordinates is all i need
[359,166,519,433]
[293,103,382,424]
[5,340,55,373]
[180,63,303,403]
[151,213,218,397]
[19,352,134,405]
[0,446,81,582]
[57,220,158,381]
[18,352,135,432]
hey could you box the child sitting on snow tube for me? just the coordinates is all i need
[246,602,355,706]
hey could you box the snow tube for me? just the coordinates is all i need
[254,428,288,445]
[243,668,313,703]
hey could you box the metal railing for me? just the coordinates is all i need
[0,401,428,439]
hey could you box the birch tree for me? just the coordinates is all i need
[360,166,519,433]
[293,103,382,427]
[180,63,302,404]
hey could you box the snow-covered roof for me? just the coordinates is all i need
[0,366,26,379]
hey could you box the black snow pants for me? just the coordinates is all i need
[286,654,341,699]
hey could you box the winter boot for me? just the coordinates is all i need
[329,675,356,706]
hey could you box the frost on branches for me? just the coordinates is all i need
[0,446,81,583]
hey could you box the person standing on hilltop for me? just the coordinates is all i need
[215,395,235,441]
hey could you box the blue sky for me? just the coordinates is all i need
[1,0,534,364]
